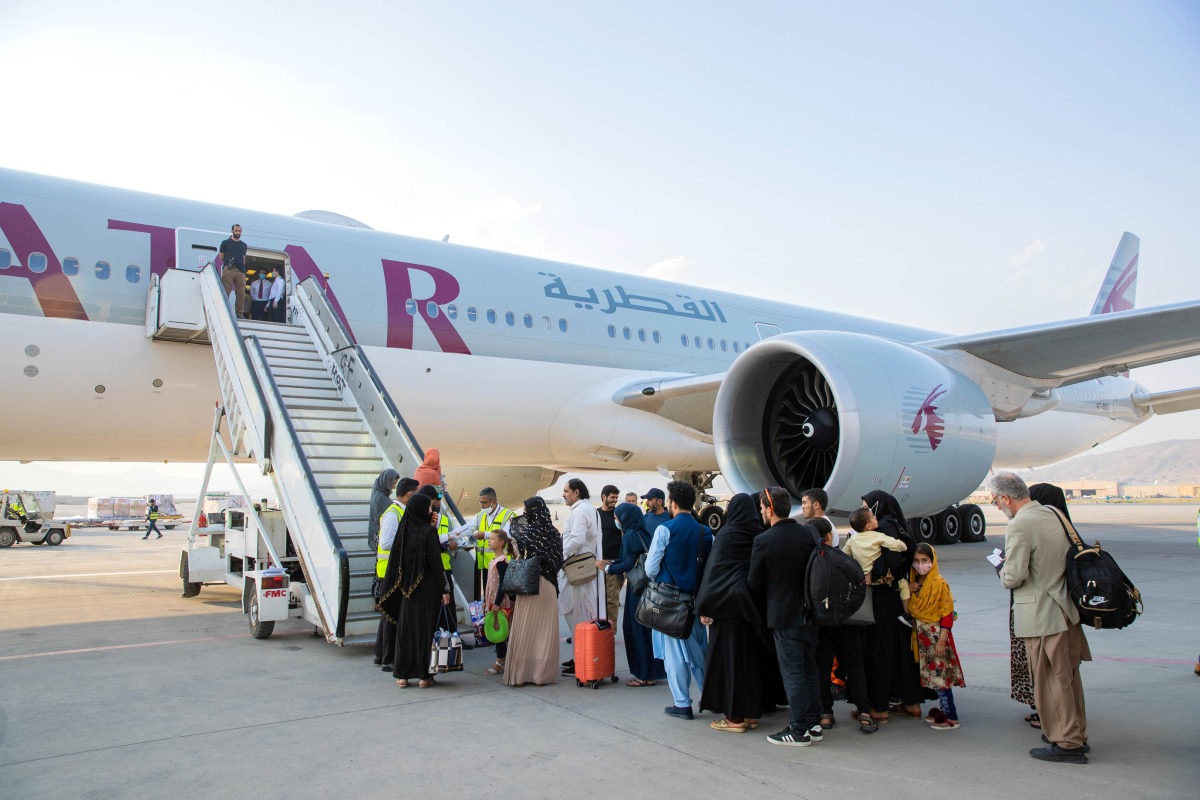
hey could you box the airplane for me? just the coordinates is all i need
[3,168,1199,540]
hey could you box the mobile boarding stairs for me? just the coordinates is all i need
[148,228,469,645]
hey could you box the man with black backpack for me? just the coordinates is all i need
[993,473,1091,764]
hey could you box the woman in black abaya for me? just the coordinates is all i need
[696,493,782,731]
[377,493,451,688]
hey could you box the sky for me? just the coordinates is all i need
[2,1,1199,497]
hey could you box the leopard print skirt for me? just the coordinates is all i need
[1009,604,1035,705]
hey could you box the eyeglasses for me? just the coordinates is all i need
[991,495,1004,507]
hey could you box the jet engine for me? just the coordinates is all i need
[713,331,997,516]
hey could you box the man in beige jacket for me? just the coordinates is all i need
[993,472,1090,764]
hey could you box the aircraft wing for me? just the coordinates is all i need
[918,300,1200,384]
[1132,386,1200,416]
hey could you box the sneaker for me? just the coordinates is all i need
[807,725,823,742]
[767,727,814,747]
[141,536,148,540]
[1042,734,1090,754]
[664,705,694,720]
[156,534,163,539]
[1030,744,1087,764]
[930,718,960,731]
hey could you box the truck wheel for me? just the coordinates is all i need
[0,530,15,548]
[957,504,986,542]
[249,592,275,640]
[935,508,961,545]
[699,505,725,532]
[45,530,65,546]
[180,552,202,598]
[910,516,937,545]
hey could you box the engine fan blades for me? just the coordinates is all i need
[764,360,839,494]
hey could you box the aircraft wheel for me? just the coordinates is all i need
[699,505,725,532]
[249,592,275,640]
[935,509,961,545]
[910,516,937,545]
[180,552,202,598]
[0,529,15,548]
[45,530,65,546]
[958,504,986,542]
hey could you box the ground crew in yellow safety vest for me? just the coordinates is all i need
[376,502,406,579]
[142,499,163,540]
[455,487,512,601]
[6,496,27,523]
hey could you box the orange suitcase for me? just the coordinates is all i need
[573,617,618,688]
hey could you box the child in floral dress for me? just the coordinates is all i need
[905,543,965,730]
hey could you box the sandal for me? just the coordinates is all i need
[1026,712,1041,729]
[745,719,759,730]
[852,710,889,725]
[924,708,946,725]
[710,718,747,733]
[859,715,879,734]
[418,677,436,688]
[395,679,408,688]
[626,678,657,687]
[819,714,836,729]
[889,703,923,720]
[485,660,505,675]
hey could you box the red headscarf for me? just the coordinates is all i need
[414,448,442,488]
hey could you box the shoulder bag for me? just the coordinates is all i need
[636,580,695,639]
[500,554,543,595]
[563,550,598,586]
[624,531,653,595]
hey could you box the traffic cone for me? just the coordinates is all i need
[198,512,208,528]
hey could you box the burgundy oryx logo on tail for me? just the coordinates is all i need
[911,384,948,451]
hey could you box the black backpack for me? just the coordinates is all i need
[804,527,867,626]
[1049,508,1142,630]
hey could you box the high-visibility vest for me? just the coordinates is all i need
[436,514,452,570]
[148,505,159,520]
[376,503,405,579]
[475,507,512,570]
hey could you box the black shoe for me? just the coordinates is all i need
[767,727,813,746]
[141,536,148,540]
[156,534,163,539]
[561,659,575,668]
[807,724,823,742]
[664,705,694,720]
[382,663,394,672]
[373,657,383,666]
[562,664,576,675]
[1030,744,1088,764]
[1042,734,1090,754]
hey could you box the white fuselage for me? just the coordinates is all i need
[0,169,1144,470]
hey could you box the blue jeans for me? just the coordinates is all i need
[774,627,821,733]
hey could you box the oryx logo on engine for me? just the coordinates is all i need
[905,384,948,452]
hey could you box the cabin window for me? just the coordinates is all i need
[707,338,715,350]
[637,329,646,342]
[558,318,568,333]
[607,325,617,338]
[28,252,48,273]
[467,306,478,322]
[426,301,439,318]
[523,314,533,329]
[446,304,458,319]
[486,309,497,324]
[681,334,689,347]
[745,342,752,351]
[63,257,79,275]
[694,336,702,349]
[719,339,728,352]
[125,265,141,284]
[505,311,515,326]
[652,330,661,344]
[733,341,741,353]
[622,326,631,340]
[95,261,111,279]
[405,298,417,315]
[0,248,10,269]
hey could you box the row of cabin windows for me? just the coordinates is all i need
[605,324,751,353]
[0,249,142,283]
[402,299,570,333]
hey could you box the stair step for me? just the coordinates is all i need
[283,398,352,411]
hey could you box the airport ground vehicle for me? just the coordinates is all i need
[0,490,71,547]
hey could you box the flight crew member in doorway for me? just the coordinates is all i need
[249,271,271,321]
[457,487,512,602]
[219,224,249,318]
[268,269,286,322]
[142,499,162,540]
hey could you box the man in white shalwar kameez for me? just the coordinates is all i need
[559,478,601,675]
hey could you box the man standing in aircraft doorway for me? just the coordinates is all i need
[219,224,249,319]
[268,269,286,323]
[249,271,271,321]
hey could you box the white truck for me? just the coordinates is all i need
[0,490,71,547]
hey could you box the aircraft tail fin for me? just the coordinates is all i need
[1090,232,1139,316]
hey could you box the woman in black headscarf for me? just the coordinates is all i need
[377,493,450,688]
[696,493,782,731]
[368,468,401,553]
[505,496,566,686]
[859,489,928,720]
[599,502,666,686]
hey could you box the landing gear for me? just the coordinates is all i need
[672,471,728,532]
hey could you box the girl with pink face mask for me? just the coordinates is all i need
[905,543,965,730]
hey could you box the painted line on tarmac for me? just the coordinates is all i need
[0,634,247,661]
[0,569,176,582]
[962,650,1191,665]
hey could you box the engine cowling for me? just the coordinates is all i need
[713,331,997,516]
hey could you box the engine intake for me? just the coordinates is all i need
[713,331,997,516]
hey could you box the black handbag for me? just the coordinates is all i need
[625,531,652,595]
[500,555,542,595]
[636,580,695,639]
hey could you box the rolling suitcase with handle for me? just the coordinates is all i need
[573,564,619,689]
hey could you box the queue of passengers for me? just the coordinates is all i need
[364,466,1092,763]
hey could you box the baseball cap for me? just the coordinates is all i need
[640,488,665,501]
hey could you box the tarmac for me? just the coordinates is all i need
[1,503,1197,799]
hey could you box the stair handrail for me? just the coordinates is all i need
[242,335,352,642]
[291,277,467,526]
[198,264,272,466]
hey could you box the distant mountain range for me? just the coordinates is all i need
[1016,439,1200,484]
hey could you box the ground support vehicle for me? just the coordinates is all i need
[0,490,71,547]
